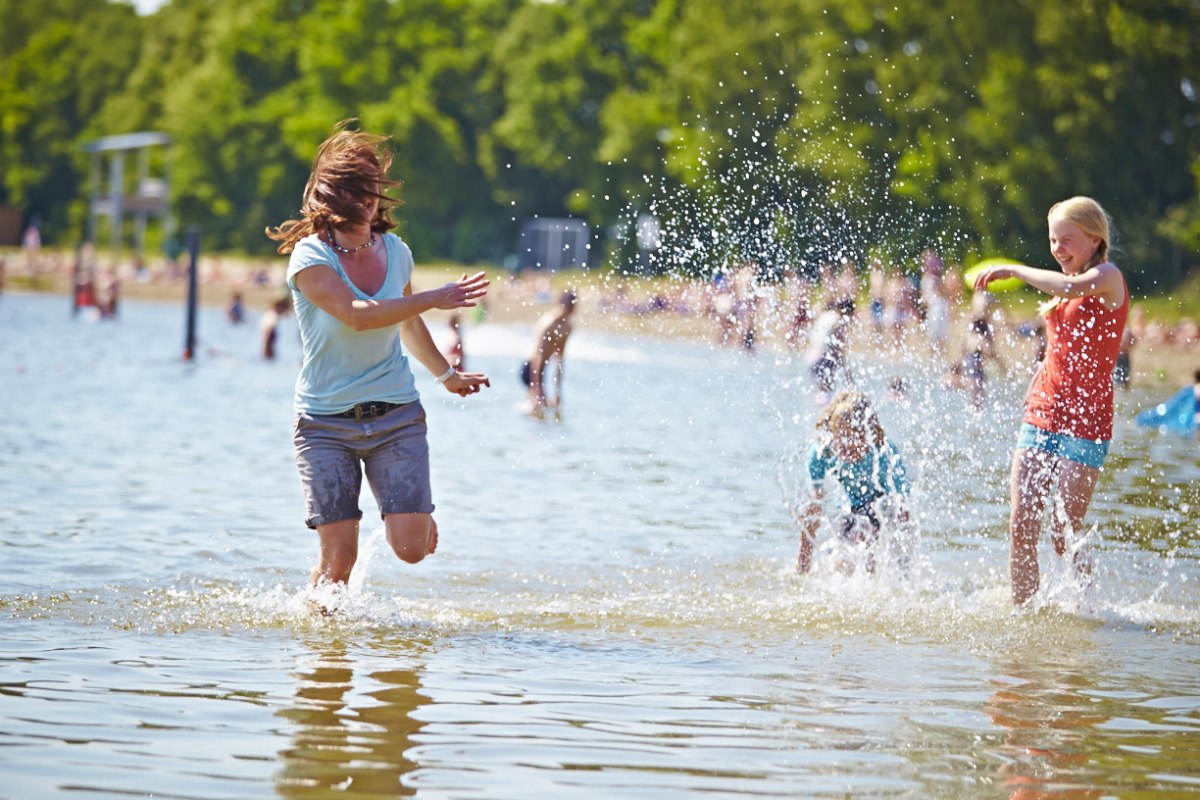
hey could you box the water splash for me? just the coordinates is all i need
[589,78,1199,645]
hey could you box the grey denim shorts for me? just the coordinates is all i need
[293,400,434,529]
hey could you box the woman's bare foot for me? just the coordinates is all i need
[304,596,332,617]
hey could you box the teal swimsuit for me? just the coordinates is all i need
[807,439,910,513]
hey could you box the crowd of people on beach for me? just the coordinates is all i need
[593,250,1200,382]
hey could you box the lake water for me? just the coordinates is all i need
[1,291,1198,799]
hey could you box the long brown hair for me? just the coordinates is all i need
[266,121,401,254]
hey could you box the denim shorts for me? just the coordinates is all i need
[293,400,434,529]
[1015,423,1109,470]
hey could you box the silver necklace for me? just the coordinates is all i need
[328,228,376,255]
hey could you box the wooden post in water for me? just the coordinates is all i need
[183,229,199,361]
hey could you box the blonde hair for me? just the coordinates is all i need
[1040,196,1113,315]
[816,390,885,448]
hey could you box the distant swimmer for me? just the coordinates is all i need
[228,291,245,324]
[443,311,464,369]
[260,296,291,360]
[792,390,913,576]
[520,289,577,419]
[804,297,855,401]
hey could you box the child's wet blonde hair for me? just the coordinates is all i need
[1049,196,1111,267]
[816,390,885,448]
[1040,196,1113,315]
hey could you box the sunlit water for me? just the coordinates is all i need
[1,292,1197,799]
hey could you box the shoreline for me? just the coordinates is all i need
[4,262,1196,389]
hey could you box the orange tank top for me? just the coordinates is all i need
[1023,276,1128,441]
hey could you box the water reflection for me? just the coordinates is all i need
[2,295,1198,799]
[276,639,428,798]
[987,658,1108,800]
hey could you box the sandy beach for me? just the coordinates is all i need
[3,250,1196,388]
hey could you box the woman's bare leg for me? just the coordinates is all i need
[311,519,360,586]
[385,513,438,565]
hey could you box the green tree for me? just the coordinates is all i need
[812,0,1200,283]
[346,0,524,261]
[2,0,1197,282]
[106,0,520,259]
[94,0,314,250]
[478,0,657,265]
[600,0,910,275]
[0,0,142,239]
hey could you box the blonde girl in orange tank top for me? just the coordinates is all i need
[971,197,1128,606]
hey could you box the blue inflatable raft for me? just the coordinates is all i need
[1135,386,1198,435]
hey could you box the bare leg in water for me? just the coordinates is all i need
[1049,459,1100,579]
[309,514,439,612]
[1009,448,1100,605]
[1009,448,1054,606]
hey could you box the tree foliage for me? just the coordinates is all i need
[0,0,1196,288]
[0,0,141,231]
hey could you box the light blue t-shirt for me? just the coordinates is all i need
[807,438,910,512]
[286,232,419,414]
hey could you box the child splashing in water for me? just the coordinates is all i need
[794,390,912,575]
[971,196,1128,605]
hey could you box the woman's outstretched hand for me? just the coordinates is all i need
[443,370,491,397]
[432,272,489,309]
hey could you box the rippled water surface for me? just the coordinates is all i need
[2,292,1198,799]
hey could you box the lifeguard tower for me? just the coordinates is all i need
[83,131,171,255]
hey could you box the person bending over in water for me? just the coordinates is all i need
[266,122,491,596]
[971,196,1127,605]
[521,289,577,418]
[794,390,912,575]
